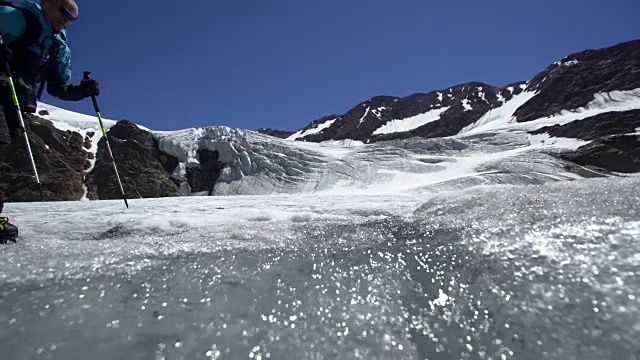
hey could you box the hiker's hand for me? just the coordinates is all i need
[0,43,11,67]
[80,78,100,97]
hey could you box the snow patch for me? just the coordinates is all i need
[371,107,386,119]
[321,139,365,147]
[459,91,538,135]
[437,92,443,102]
[372,107,450,135]
[462,99,473,111]
[36,103,119,133]
[555,59,579,67]
[287,118,337,141]
[479,91,487,104]
[357,107,371,127]
[461,88,640,136]
[528,133,590,151]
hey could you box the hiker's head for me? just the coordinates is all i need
[42,0,78,32]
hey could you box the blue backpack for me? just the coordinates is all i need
[1,0,63,101]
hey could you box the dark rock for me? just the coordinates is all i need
[83,132,93,149]
[514,39,640,123]
[158,151,180,175]
[560,135,640,173]
[255,128,295,139]
[530,109,640,140]
[0,114,90,202]
[186,167,204,194]
[186,149,226,195]
[84,120,182,200]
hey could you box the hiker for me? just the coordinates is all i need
[0,0,100,243]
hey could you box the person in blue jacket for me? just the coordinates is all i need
[0,0,100,242]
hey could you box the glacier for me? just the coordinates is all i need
[0,88,639,359]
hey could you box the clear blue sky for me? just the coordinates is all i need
[39,0,639,132]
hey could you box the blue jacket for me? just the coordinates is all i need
[0,0,83,111]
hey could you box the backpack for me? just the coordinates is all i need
[0,1,43,54]
[0,0,62,100]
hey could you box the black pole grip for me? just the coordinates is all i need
[91,95,100,113]
[83,71,101,113]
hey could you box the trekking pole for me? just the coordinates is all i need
[0,35,44,201]
[82,71,128,208]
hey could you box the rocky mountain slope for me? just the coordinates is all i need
[281,39,640,144]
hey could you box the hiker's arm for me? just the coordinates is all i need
[0,6,26,44]
[46,46,86,101]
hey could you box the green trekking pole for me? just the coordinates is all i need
[0,35,44,201]
[82,71,128,208]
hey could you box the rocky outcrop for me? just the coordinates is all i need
[530,109,640,140]
[186,149,226,195]
[1,115,230,202]
[373,82,526,142]
[0,114,91,202]
[514,39,640,123]
[84,120,182,200]
[560,135,640,173]
[529,110,640,173]
[255,128,295,139]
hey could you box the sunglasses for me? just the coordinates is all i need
[57,3,77,22]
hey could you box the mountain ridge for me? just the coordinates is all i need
[265,38,640,144]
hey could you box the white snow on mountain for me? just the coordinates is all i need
[458,90,538,134]
[460,88,640,136]
[357,106,370,127]
[286,118,337,141]
[555,59,579,66]
[462,98,473,111]
[372,106,450,135]
[371,106,386,118]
